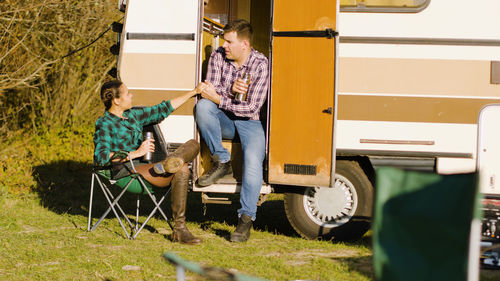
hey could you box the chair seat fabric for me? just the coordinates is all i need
[96,169,154,194]
[114,175,154,194]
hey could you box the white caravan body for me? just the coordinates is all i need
[337,0,500,174]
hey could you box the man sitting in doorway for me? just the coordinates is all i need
[195,19,269,242]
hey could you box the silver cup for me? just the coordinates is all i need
[235,72,251,102]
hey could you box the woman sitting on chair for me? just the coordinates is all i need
[93,79,204,245]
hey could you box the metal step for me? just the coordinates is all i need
[200,193,269,206]
[192,182,272,194]
[201,193,232,204]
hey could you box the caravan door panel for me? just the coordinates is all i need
[268,0,337,187]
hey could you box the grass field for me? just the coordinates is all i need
[1,127,499,280]
[0,127,372,280]
[0,185,372,280]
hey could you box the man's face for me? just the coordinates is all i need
[222,31,246,61]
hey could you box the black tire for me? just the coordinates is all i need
[284,160,374,240]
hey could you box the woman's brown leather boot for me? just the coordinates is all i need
[154,139,200,174]
[170,170,202,245]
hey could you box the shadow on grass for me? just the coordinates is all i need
[195,196,299,240]
[33,160,93,216]
[189,193,299,238]
[336,255,373,279]
[345,232,373,249]
[32,160,297,238]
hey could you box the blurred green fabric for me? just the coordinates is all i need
[373,167,480,281]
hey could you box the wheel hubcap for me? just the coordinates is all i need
[303,174,358,227]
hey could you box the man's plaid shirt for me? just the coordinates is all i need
[206,46,269,120]
[93,101,174,166]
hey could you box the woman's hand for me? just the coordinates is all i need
[170,83,206,109]
[195,82,207,94]
[200,81,221,104]
[129,138,155,160]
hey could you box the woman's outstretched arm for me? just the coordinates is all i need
[169,83,205,110]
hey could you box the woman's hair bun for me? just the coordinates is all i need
[100,80,123,110]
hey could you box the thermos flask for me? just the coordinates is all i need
[143,131,153,162]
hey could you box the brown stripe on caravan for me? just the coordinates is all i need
[130,89,195,116]
[339,57,500,97]
[119,53,196,90]
[338,95,500,124]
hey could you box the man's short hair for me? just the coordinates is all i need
[223,19,253,45]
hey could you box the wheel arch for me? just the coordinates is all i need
[280,158,375,240]
[337,155,376,188]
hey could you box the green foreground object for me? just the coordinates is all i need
[373,167,480,281]
[163,252,268,281]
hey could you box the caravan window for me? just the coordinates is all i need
[340,0,430,13]
[204,0,251,25]
[204,0,230,25]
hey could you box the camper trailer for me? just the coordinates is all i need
[114,0,500,240]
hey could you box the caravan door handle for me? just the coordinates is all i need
[322,107,333,114]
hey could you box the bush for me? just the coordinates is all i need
[0,0,118,194]
[0,0,120,137]
[0,125,95,195]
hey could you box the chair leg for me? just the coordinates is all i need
[151,193,173,228]
[90,173,174,240]
[91,176,137,239]
[88,173,96,232]
[132,189,171,239]
[94,176,135,229]
[140,177,172,228]
[131,177,173,239]
[103,185,135,229]
[135,194,140,232]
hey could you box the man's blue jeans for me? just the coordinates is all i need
[195,99,265,220]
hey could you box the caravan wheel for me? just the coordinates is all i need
[284,160,374,240]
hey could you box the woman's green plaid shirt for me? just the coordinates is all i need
[93,100,173,166]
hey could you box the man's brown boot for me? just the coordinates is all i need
[170,171,202,245]
[230,214,253,242]
[154,139,200,174]
[197,155,232,187]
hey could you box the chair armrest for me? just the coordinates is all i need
[109,150,139,174]
[110,151,129,162]
[93,150,139,178]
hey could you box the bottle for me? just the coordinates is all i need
[235,72,251,102]
[143,131,153,162]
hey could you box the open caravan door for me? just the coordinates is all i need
[268,1,360,240]
[118,0,203,146]
[268,0,338,187]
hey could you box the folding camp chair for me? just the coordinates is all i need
[87,151,173,239]
[373,167,481,281]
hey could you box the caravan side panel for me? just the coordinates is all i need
[337,0,500,173]
[118,0,202,144]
